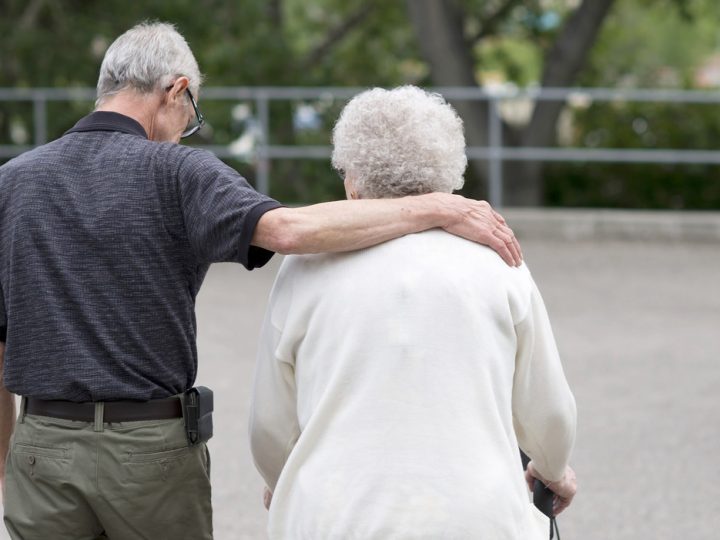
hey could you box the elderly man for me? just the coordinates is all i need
[250,87,576,539]
[0,22,520,540]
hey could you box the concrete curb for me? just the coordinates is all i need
[502,209,720,243]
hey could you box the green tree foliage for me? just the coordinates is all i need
[0,0,417,201]
[546,102,720,208]
[580,0,720,87]
[547,0,720,209]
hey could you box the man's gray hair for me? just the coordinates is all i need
[332,86,466,198]
[96,22,202,106]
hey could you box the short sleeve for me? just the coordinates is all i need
[177,150,283,269]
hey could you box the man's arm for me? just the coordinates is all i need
[0,342,16,500]
[252,193,522,266]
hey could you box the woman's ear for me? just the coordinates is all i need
[344,175,360,200]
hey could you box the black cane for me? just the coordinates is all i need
[520,450,560,539]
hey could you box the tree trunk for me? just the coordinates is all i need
[525,0,617,147]
[508,0,617,206]
[407,0,617,206]
[405,0,492,199]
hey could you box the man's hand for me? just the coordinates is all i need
[435,193,522,266]
[525,461,577,515]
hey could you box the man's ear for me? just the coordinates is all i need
[168,76,190,101]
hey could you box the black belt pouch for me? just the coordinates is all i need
[183,386,214,446]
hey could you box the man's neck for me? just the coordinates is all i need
[95,91,158,139]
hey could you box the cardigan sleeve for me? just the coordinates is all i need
[249,265,301,492]
[511,278,577,482]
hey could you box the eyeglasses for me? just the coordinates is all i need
[181,88,205,138]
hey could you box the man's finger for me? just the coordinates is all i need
[512,235,523,262]
[492,224,513,241]
[492,208,506,225]
[487,216,522,266]
[488,235,515,266]
[508,242,521,267]
[502,226,523,265]
[492,227,521,266]
[499,226,521,266]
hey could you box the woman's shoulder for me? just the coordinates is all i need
[278,230,535,289]
[403,230,537,314]
[399,229,531,272]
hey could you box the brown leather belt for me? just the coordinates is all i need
[25,397,183,423]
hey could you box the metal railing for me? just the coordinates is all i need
[2,86,720,207]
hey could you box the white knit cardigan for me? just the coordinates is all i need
[250,230,576,540]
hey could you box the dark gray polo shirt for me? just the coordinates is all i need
[0,111,282,401]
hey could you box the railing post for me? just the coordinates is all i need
[33,92,47,146]
[487,97,503,208]
[255,92,270,196]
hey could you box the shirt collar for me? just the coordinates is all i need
[64,111,148,139]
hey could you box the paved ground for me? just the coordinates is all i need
[2,234,719,539]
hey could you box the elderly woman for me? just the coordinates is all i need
[250,86,577,539]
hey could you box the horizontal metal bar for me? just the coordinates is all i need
[3,86,720,104]
[190,145,333,160]
[0,88,96,101]
[4,144,720,165]
[0,145,34,158]
[467,147,720,164]
[201,87,361,101]
[260,146,720,165]
[434,87,720,104]
[192,145,250,159]
[265,146,332,159]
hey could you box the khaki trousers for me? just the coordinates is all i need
[3,400,212,540]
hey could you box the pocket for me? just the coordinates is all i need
[12,441,71,482]
[14,442,69,459]
[126,446,190,464]
[124,445,193,483]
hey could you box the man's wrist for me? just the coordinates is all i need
[414,192,456,231]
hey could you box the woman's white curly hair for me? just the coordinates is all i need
[332,86,466,198]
